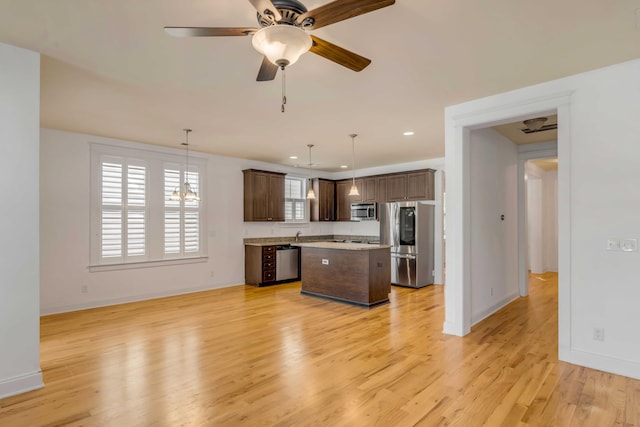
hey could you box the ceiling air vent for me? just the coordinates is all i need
[520,117,557,134]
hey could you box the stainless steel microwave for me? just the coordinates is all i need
[350,203,376,221]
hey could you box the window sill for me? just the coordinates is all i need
[89,256,208,272]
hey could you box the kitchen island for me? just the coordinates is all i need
[297,242,391,307]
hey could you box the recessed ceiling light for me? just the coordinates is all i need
[289,156,298,159]
[403,131,415,136]
[340,165,348,169]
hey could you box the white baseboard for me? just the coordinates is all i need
[0,371,43,400]
[40,280,242,315]
[562,348,640,380]
[442,320,470,336]
[471,291,520,326]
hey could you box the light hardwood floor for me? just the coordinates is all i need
[1,273,639,426]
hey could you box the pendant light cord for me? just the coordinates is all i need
[350,134,357,186]
[281,65,287,113]
[184,129,192,186]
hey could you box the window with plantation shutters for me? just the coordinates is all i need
[163,167,201,257]
[98,158,147,263]
[91,143,206,268]
[285,176,306,221]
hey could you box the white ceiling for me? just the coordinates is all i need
[493,115,558,145]
[1,1,639,171]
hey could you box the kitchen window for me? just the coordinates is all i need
[90,144,206,268]
[284,176,306,221]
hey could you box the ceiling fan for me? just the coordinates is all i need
[164,0,396,82]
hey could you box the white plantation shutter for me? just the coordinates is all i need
[164,168,180,208]
[127,210,145,256]
[101,161,122,258]
[184,211,199,253]
[285,177,306,221]
[91,144,205,267]
[163,165,202,257]
[127,164,146,257]
[98,158,147,263]
[101,210,122,258]
[164,210,181,254]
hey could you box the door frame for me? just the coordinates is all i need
[443,90,572,364]
[518,142,557,296]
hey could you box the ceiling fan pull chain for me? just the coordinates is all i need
[281,65,287,113]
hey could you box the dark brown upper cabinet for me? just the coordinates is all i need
[336,179,364,221]
[243,169,286,222]
[386,170,435,201]
[310,178,336,222]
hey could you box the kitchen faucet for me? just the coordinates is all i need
[295,231,301,242]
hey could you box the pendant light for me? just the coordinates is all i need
[170,129,200,202]
[306,144,316,200]
[348,133,360,196]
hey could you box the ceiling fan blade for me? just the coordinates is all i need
[257,56,279,81]
[297,0,395,30]
[248,0,282,22]
[164,27,257,37]
[309,36,371,72]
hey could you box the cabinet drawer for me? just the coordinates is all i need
[263,261,275,270]
[263,253,275,262]
[262,270,275,282]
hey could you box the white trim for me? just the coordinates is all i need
[40,280,242,316]
[567,349,640,380]
[0,371,43,400]
[444,90,572,338]
[517,141,558,296]
[556,103,572,363]
[433,170,445,284]
[88,256,208,272]
[471,291,520,326]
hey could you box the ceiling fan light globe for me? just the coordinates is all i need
[252,25,312,66]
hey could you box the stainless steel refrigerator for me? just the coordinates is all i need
[379,201,435,288]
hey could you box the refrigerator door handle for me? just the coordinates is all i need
[392,254,417,260]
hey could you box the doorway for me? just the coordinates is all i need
[442,90,571,356]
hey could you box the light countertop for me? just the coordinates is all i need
[296,242,391,251]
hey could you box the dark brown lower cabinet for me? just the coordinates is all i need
[245,245,276,286]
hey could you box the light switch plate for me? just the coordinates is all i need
[621,239,638,252]
[606,239,620,251]
[322,259,329,265]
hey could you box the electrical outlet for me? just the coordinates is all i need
[322,259,329,265]
[593,328,605,341]
[210,271,215,278]
[81,285,88,294]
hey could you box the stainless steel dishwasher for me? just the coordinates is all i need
[276,245,299,281]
